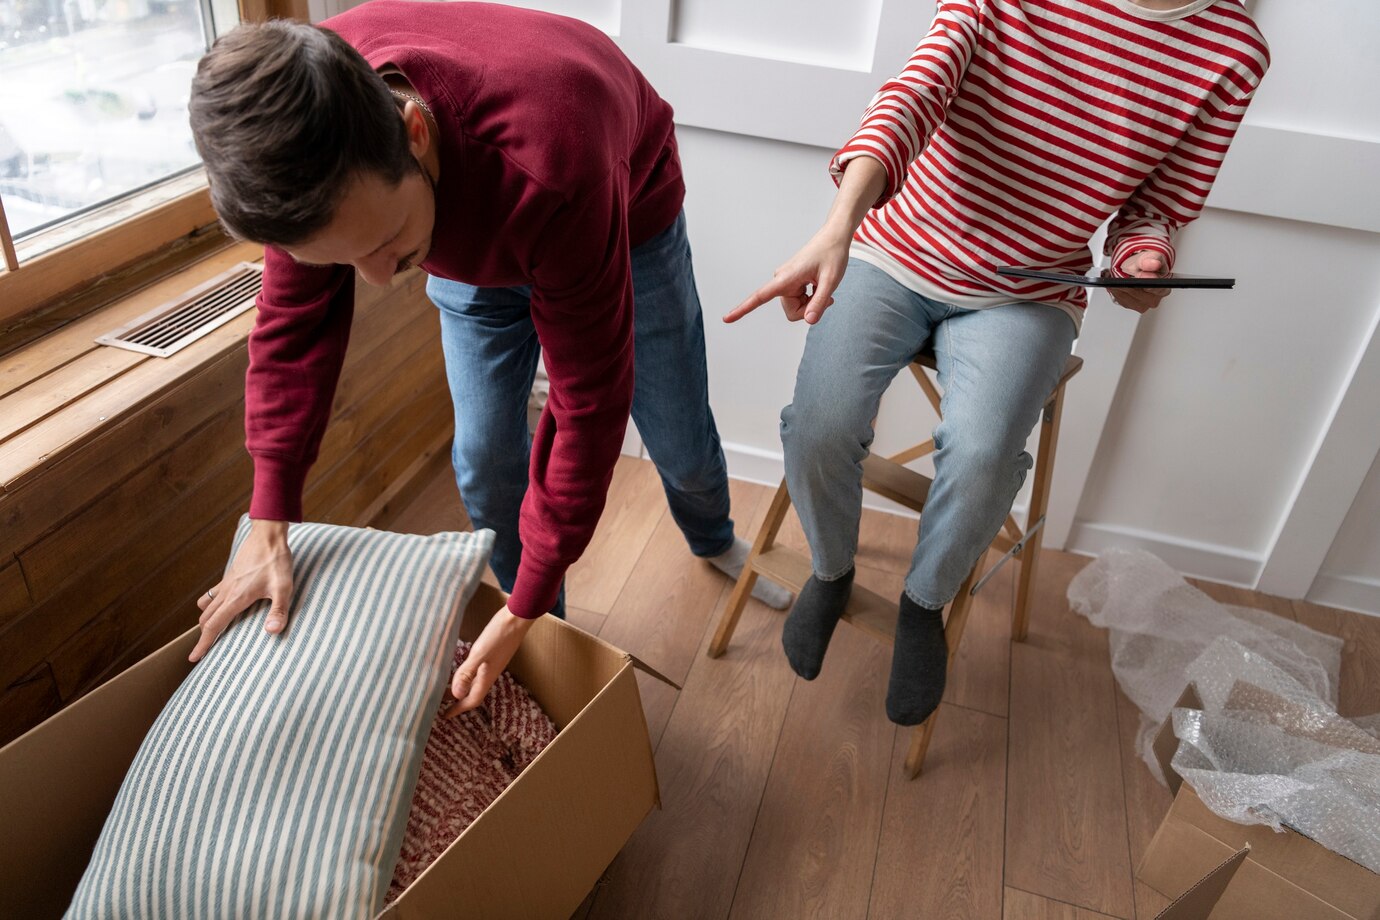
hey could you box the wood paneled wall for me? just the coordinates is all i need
[0,245,453,745]
[238,0,310,23]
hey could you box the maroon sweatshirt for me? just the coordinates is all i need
[245,1,684,617]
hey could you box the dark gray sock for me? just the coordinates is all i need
[886,593,948,725]
[781,568,854,680]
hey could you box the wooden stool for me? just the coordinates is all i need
[707,351,1083,778]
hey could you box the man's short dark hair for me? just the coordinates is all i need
[189,20,416,246]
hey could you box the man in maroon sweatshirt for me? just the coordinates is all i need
[185,1,789,710]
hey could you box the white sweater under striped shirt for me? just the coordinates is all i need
[832,0,1268,328]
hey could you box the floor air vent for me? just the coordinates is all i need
[96,262,263,358]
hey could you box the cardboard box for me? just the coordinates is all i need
[1137,685,1380,920]
[0,583,662,919]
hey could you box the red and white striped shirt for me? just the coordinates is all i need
[832,0,1268,326]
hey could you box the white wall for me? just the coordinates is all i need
[680,129,826,482]
[1065,1,1380,615]
[671,0,885,72]
[1314,453,1380,614]
[1068,211,1380,580]
[1243,1,1380,143]
[331,0,1380,616]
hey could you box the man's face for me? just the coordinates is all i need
[285,167,436,286]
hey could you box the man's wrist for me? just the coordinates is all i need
[501,607,539,632]
[249,518,290,544]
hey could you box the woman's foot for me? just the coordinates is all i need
[886,593,948,725]
[781,569,855,679]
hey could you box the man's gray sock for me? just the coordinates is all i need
[708,537,793,610]
[781,568,854,680]
[886,593,948,725]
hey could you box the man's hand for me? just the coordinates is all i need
[724,228,851,325]
[1111,249,1171,313]
[190,519,293,663]
[445,606,537,717]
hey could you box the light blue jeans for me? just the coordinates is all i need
[781,259,1076,608]
[428,211,736,618]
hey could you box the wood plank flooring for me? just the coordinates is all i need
[390,455,1380,920]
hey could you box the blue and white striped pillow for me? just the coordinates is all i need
[66,518,494,920]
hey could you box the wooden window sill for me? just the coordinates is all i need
[0,240,266,495]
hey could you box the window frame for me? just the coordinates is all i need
[0,177,218,329]
[0,0,310,333]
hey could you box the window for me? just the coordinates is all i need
[0,0,241,269]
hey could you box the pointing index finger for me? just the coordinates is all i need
[724,278,791,324]
[723,293,767,324]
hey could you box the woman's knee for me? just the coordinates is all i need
[934,432,1031,486]
[780,398,872,465]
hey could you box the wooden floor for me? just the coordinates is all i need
[387,455,1380,920]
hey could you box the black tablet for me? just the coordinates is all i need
[996,266,1235,289]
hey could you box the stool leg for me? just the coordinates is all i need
[708,479,794,659]
[904,714,939,780]
[904,551,986,778]
[1012,387,1067,642]
[909,363,944,416]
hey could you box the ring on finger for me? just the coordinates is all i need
[205,589,216,600]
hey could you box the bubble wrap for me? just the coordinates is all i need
[1068,548,1343,779]
[1173,638,1380,873]
[1068,549,1380,873]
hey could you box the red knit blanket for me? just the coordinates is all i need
[386,641,558,903]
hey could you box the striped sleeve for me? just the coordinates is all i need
[1106,81,1261,275]
[830,0,981,205]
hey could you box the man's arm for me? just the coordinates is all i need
[514,173,636,618]
[445,173,636,715]
[244,247,356,519]
[190,248,354,662]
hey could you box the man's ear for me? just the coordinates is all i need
[403,101,430,159]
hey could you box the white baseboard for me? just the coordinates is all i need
[1307,573,1380,619]
[719,440,787,488]
[1064,520,1264,587]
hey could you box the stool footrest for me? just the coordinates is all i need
[752,546,899,645]
[861,454,933,514]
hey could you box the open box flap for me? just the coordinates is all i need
[1154,844,1249,920]
[0,627,197,919]
[628,653,681,691]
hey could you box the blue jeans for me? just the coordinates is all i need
[781,259,1076,608]
[428,210,735,617]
